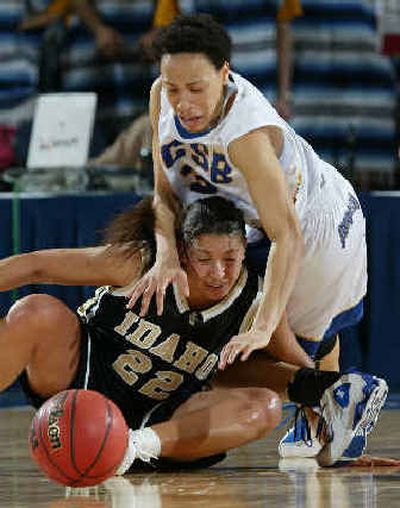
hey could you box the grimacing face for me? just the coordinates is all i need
[182,233,246,308]
[160,53,229,133]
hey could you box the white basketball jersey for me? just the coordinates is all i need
[158,71,367,339]
[158,71,347,239]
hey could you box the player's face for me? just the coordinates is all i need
[160,53,229,133]
[183,233,246,307]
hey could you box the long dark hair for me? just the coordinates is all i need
[103,196,246,272]
[102,197,156,272]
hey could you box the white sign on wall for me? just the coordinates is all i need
[27,93,97,169]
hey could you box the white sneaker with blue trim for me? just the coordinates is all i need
[317,370,388,466]
[278,418,367,460]
[278,408,322,459]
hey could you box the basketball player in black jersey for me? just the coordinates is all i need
[0,197,393,471]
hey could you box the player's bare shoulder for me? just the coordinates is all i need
[149,77,162,129]
[229,125,283,161]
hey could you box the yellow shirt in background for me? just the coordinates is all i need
[277,0,303,22]
[153,0,180,27]
[46,0,73,17]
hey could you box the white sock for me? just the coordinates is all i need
[116,427,161,475]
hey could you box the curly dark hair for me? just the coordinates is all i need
[102,196,245,271]
[152,14,232,69]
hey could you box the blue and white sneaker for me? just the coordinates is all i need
[279,417,367,460]
[340,430,367,461]
[316,370,388,466]
[278,408,322,458]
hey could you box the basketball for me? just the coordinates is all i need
[28,389,128,487]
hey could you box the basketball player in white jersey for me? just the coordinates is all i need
[0,197,391,470]
[127,14,368,458]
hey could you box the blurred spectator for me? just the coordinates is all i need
[71,0,127,59]
[276,0,303,119]
[18,1,73,31]
[86,0,181,169]
[89,1,302,169]
[19,1,74,93]
[71,0,180,62]
[3,0,396,191]
[89,111,151,170]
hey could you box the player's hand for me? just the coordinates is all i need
[345,454,400,467]
[126,258,189,316]
[219,329,271,370]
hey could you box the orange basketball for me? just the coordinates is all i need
[28,389,128,487]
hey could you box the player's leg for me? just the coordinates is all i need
[279,181,367,458]
[117,386,282,473]
[118,360,387,473]
[0,293,81,397]
[214,353,387,465]
[133,362,339,466]
[155,387,282,460]
[317,335,340,371]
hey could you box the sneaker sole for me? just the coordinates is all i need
[317,378,388,467]
[279,440,322,459]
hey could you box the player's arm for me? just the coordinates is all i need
[127,78,189,315]
[225,127,304,355]
[150,77,181,266]
[0,246,141,291]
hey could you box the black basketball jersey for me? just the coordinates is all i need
[77,268,262,428]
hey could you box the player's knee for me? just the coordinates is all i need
[240,389,282,439]
[8,294,68,333]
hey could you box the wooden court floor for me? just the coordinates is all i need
[1,406,400,508]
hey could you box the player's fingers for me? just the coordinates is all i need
[227,344,241,365]
[156,283,167,316]
[240,345,255,362]
[126,279,147,309]
[219,344,233,370]
[176,271,189,297]
[218,347,228,370]
[139,284,155,316]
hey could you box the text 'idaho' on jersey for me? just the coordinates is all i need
[77,268,263,415]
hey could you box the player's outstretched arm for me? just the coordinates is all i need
[0,246,140,291]
[127,78,189,316]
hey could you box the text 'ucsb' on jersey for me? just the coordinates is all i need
[161,139,234,195]
[77,268,262,416]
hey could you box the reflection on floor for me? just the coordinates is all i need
[1,403,400,508]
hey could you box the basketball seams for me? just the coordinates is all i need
[30,389,127,486]
[69,389,84,476]
[78,400,127,481]
[70,391,118,483]
[79,395,112,477]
